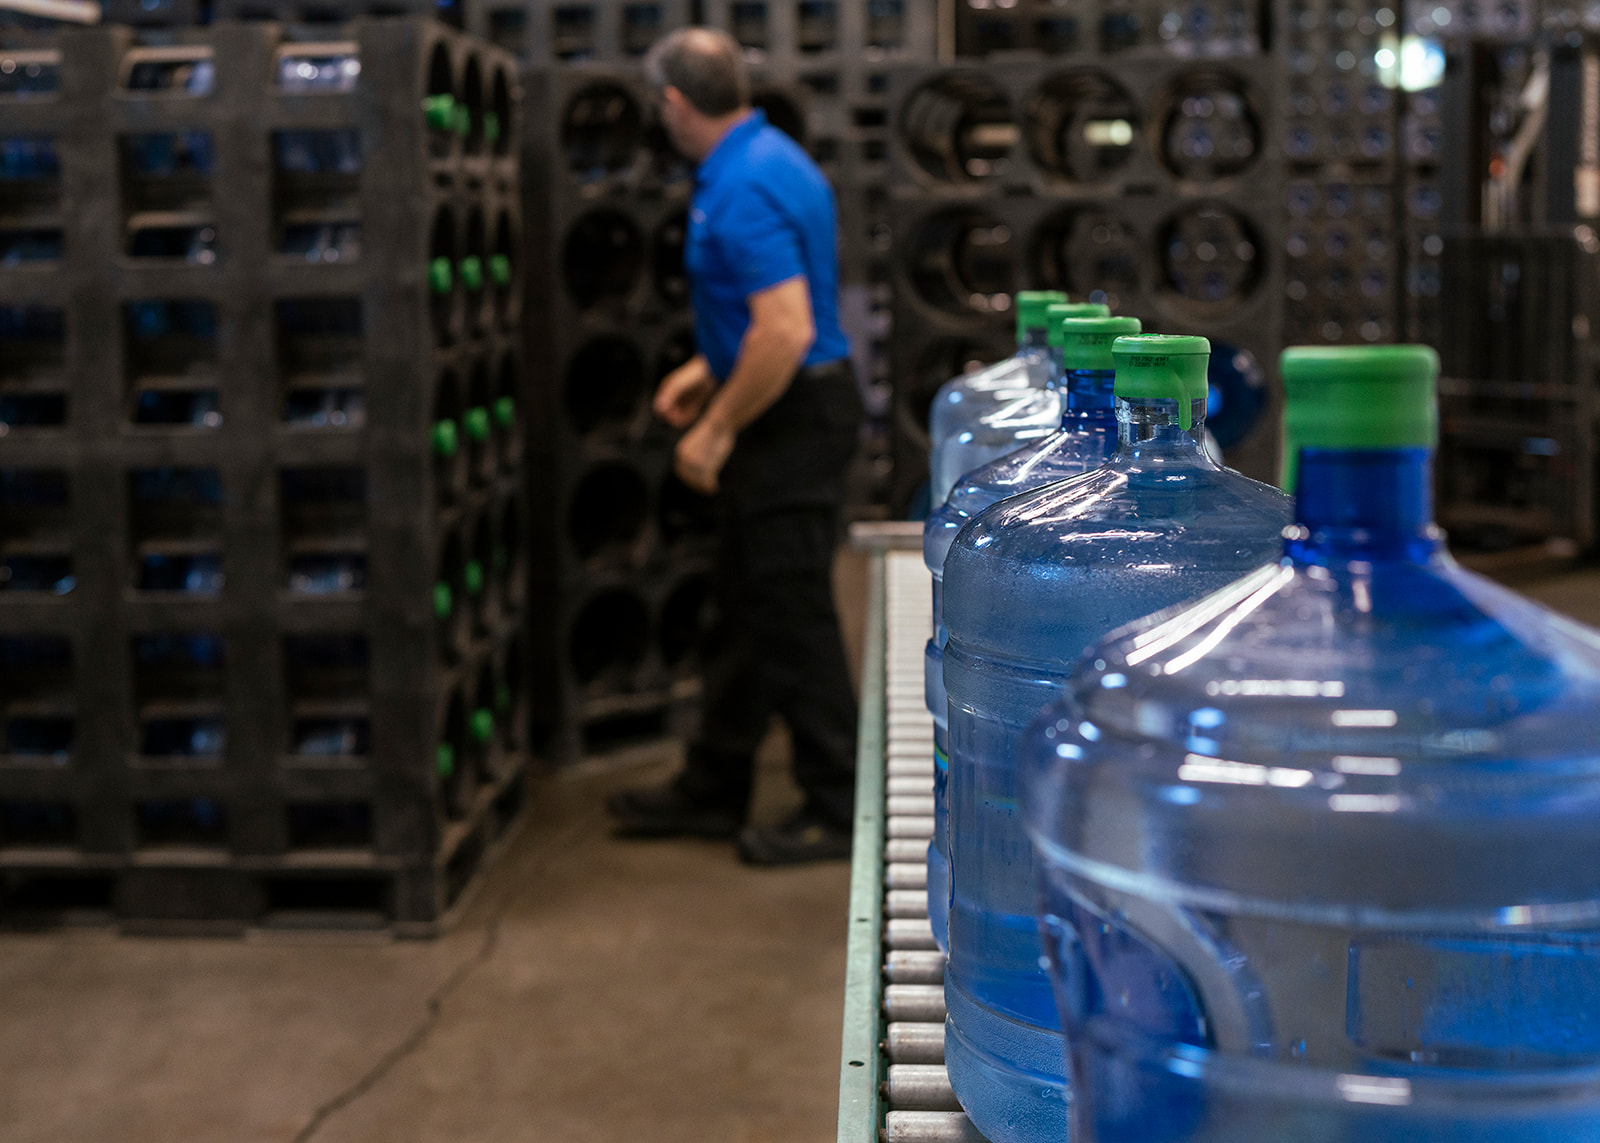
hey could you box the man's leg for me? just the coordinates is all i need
[731,504,859,863]
[607,506,773,835]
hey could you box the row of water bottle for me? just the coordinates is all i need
[920,291,1600,1142]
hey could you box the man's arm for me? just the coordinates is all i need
[674,275,815,493]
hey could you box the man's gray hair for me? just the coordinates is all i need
[644,27,750,118]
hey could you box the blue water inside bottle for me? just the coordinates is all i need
[926,328,1053,508]
[924,366,1121,954]
[1025,444,1600,1143]
[941,393,1291,1143]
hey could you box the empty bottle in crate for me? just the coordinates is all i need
[923,310,1140,954]
[1024,344,1600,1143]
[940,334,1292,1143]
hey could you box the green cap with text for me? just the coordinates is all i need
[1111,334,1210,430]
[1278,345,1439,491]
[1051,314,1142,368]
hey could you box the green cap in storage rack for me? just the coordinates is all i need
[493,395,515,428]
[1278,345,1440,491]
[483,111,500,144]
[1048,311,1134,363]
[464,406,491,442]
[433,581,453,619]
[453,104,472,136]
[489,253,512,286]
[470,709,494,744]
[464,559,484,595]
[431,419,458,457]
[436,742,455,778]
[1043,302,1120,347]
[1014,290,1069,339]
[423,93,455,131]
[428,256,453,293]
[459,256,484,291]
[1111,335,1211,431]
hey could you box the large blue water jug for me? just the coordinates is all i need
[1023,344,1600,1143]
[924,312,1139,954]
[927,294,1110,506]
[941,335,1292,1143]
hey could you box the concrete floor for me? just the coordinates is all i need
[0,549,1595,1143]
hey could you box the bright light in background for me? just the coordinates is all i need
[1084,119,1135,147]
[1400,36,1446,90]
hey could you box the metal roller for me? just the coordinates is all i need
[886,889,930,918]
[885,862,927,889]
[883,1111,989,1142]
[884,838,929,864]
[884,1021,946,1064]
[884,917,938,950]
[884,949,945,984]
[888,776,933,797]
[887,794,936,817]
[884,984,946,1023]
[884,1064,961,1111]
[887,816,935,839]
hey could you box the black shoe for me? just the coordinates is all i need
[737,809,853,866]
[606,782,743,839]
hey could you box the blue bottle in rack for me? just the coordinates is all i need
[927,292,1107,506]
[1023,345,1600,1143]
[923,311,1139,954]
[940,335,1292,1143]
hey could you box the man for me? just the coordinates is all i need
[606,27,863,864]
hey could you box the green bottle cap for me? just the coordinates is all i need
[428,256,453,294]
[1014,290,1070,339]
[1050,315,1142,369]
[1278,345,1440,491]
[488,253,512,286]
[470,708,494,743]
[464,559,484,595]
[436,742,455,778]
[431,419,458,458]
[493,395,515,428]
[459,255,484,291]
[494,682,511,712]
[423,93,455,131]
[483,111,500,144]
[433,581,452,619]
[453,104,471,137]
[464,406,490,442]
[1111,335,1211,431]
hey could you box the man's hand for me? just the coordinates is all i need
[654,354,715,429]
[674,415,736,494]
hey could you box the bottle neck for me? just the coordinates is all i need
[1286,447,1442,565]
[1114,397,1211,456]
[1061,368,1117,428]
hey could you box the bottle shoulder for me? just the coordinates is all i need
[1066,556,1600,761]
[947,460,1293,571]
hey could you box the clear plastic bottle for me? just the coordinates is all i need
[941,335,1292,1143]
[924,312,1141,954]
[1023,345,1600,1143]
[929,297,1117,507]
[927,291,1062,505]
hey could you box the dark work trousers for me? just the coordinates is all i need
[675,359,865,828]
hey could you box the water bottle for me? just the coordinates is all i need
[1023,344,1600,1143]
[941,334,1292,1143]
[927,291,1059,503]
[924,312,1141,954]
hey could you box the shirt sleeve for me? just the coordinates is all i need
[715,184,807,298]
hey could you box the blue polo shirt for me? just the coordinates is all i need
[685,110,850,382]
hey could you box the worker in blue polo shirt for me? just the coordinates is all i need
[607,26,863,864]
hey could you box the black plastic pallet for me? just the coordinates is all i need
[472,0,691,62]
[0,20,530,930]
[882,56,1284,508]
[953,0,1267,58]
